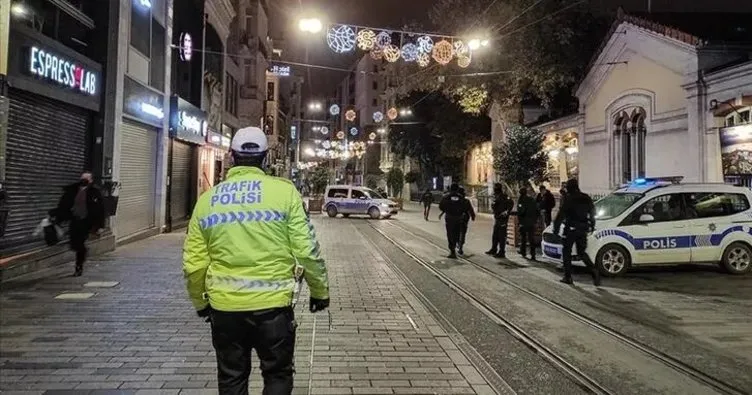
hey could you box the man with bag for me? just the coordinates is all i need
[51,171,105,276]
[183,126,329,394]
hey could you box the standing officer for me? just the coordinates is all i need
[486,183,513,258]
[553,178,601,286]
[516,186,539,261]
[421,189,434,221]
[183,126,330,394]
[536,185,556,226]
[439,183,471,258]
[456,187,476,256]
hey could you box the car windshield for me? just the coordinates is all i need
[364,189,384,199]
[594,193,642,220]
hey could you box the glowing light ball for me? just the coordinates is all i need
[401,43,418,62]
[357,29,376,51]
[383,45,401,63]
[457,55,471,68]
[387,107,398,120]
[329,104,340,116]
[369,132,377,140]
[350,127,359,136]
[336,131,345,139]
[417,52,430,67]
[375,31,391,49]
[432,40,454,65]
[370,48,384,60]
[417,36,434,54]
[372,111,384,123]
[345,109,357,121]
[326,25,356,53]
[320,126,329,135]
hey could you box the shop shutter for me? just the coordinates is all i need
[1,89,89,252]
[170,141,193,222]
[117,120,157,239]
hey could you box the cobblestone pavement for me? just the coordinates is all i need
[0,217,494,394]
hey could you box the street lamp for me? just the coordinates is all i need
[299,18,323,33]
[468,38,491,51]
[308,101,323,111]
[11,2,28,17]
[399,108,412,117]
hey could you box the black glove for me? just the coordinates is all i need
[197,306,212,323]
[309,298,330,313]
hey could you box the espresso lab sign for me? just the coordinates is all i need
[28,46,98,96]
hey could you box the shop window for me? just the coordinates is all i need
[130,0,151,57]
[725,108,751,127]
[614,108,647,183]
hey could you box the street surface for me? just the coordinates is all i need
[0,204,750,394]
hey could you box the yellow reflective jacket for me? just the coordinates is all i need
[182,166,329,312]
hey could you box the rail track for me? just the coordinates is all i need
[368,219,748,395]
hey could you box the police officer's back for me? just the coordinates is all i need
[183,126,329,394]
[439,184,471,258]
[487,184,513,257]
[553,178,600,286]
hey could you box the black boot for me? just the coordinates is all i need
[485,250,496,256]
[458,247,464,256]
[592,268,601,287]
[74,263,83,277]
[560,277,573,285]
[495,252,506,258]
[447,250,457,259]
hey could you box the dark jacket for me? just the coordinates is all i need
[553,191,595,234]
[461,197,476,223]
[516,195,539,226]
[53,183,106,231]
[421,191,434,205]
[536,190,556,211]
[439,192,471,221]
[492,194,514,223]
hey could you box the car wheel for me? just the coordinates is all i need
[368,207,381,220]
[342,214,350,218]
[326,205,338,218]
[721,242,752,275]
[596,244,630,277]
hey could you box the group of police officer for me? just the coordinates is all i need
[434,179,601,287]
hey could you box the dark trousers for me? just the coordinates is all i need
[210,307,296,395]
[445,218,462,252]
[69,219,90,272]
[490,222,508,254]
[458,220,469,249]
[423,204,431,220]
[541,209,553,226]
[561,229,596,279]
[518,224,536,258]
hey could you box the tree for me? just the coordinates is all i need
[365,173,382,190]
[493,124,549,194]
[310,166,331,196]
[386,168,405,198]
[404,171,423,189]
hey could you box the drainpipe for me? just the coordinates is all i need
[697,69,708,182]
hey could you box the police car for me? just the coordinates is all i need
[541,177,752,276]
[324,185,399,219]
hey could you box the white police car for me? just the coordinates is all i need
[324,185,399,219]
[541,177,752,276]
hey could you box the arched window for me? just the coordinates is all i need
[613,107,647,183]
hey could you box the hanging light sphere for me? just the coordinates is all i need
[345,109,357,122]
[417,52,430,67]
[349,127,359,136]
[372,111,384,123]
[326,25,356,53]
[320,126,329,135]
[336,131,345,139]
[417,35,434,54]
[356,29,377,51]
[457,55,471,68]
[453,40,469,57]
[375,31,392,49]
[329,104,340,116]
[432,40,454,65]
[370,48,384,60]
[369,132,377,140]
[401,43,419,62]
[322,140,331,149]
[387,107,398,120]
[383,45,401,63]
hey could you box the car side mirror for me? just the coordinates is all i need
[359,196,368,200]
[639,214,655,223]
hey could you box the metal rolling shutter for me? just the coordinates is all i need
[170,141,193,222]
[2,89,88,251]
[117,120,157,238]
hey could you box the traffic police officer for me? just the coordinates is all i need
[456,187,476,256]
[183,126,330,394]
[439,183,473,258]
[553,178,601,286]
[486,183,513,258]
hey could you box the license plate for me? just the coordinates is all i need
[544,245,559,256]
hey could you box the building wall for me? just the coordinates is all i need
[238,0,270,128]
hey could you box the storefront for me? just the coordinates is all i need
[719,124,752,187]
[199,130,230,194]
[167,96,206,230]
[1,26,102,252]
[118,76,164,240]
[535,115,581,192]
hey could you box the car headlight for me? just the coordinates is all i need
[380,203,389,207]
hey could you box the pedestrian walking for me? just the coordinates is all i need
[486,183,513,258]
[456,187,476,256]
[536,185,556,226]
[516,186,538,260]
[553,178,601,286]
[183,126,330,395]
[421,189,434,221]
[439,183,471,259]
[51,171,105,276]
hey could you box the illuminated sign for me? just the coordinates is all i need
[140,102,164,119]
[179,33,192,61]
[290,125,297,140]
[28,46,98,95]
[269,64,291,77]
[138,0,152,8]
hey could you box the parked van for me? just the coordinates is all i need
[324,185,399,219]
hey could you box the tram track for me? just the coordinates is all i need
[370,219,748,395]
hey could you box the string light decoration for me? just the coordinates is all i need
[457,55,471,68]
[383,45,401,63]
[329,104,340,116]
[387,107,398,120]
[453,40,469,57]
[417,53,430,67]
[320,126,329,135]
[373,111,384,123]
[375,31,391,48]
[327,25,356,53]
[432,40,454,65]
[336,131,345,139]
[401,43,418,62]
[349,127,359,136]
[322,140,332,149]
[370,48,384,60]
[357,29,376,50]
[345,109,357,122]
[369,132,377,140]
[417,36,434,53]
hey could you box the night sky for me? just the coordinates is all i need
[270,0,751,102]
